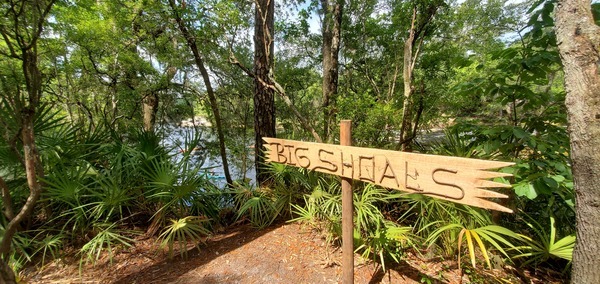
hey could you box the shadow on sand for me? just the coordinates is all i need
[113,223,283,284]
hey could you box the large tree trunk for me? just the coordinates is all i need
[168,0,233,186]
[253,0,276,185]
[555,1,600,283]
[321,0,343,141]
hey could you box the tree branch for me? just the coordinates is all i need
[229,53,323,143]
[0,26,19,59]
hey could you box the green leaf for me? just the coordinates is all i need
[515,183,537,199]
[551,175,565,183]
[542,176,559,189]
[533,178,552,195]
[512,127,529,139]
[593,3,600,25]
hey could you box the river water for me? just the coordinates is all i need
[161,124,256,188]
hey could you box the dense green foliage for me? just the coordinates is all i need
[1,0,590,281]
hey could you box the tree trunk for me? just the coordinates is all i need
[142,92,158,132]
[168,0,233,186]
[0,258,16,284]
[253,0,276,185]
[0,2,54,281]
[142,63,176,133]
[0,61,45,284]
[229,57,322,143]
[0,176,14,221]
[0,112,43,257]
[321,0,343,141]
[555,1,600,283]
[399,8,417,151]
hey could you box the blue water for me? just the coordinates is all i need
[161,124,256,188]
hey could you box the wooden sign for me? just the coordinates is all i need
[263,137,514,213]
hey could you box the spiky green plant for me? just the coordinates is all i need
[356,220,416,271]
[236,189,277,229]
[291,181,413,268]
[422,128,496,159]
[87,173,134,222]
[290,195,321,226]
[42,163,92,209]
[234,165,324,229]
[353,184,394,234]
[398,194,458,236]
[512,216,575,267]
[158,216,211,259]
[79,223,136,266]
[142,154,222,227]
[290,181,341,236]
[33,233,64,267]
[426,221,521,269]
[189,184,224,222]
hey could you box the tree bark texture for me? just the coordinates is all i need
[142,92,158,132]
[169,0,233,186]
[1,52,46,284]
[0,258,16,284]
[0,176,14,221]
[555,1,600,283]
[141,65,176,133]
[399,8,417,151]
[0,0,55,279]
[254,0,276,185]
[0,113,42,257]
[321,0,343,141]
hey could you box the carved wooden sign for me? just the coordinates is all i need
[263,137,514,213]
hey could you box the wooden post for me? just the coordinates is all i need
[340,120,353,284]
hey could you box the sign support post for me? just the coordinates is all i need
[340,120,353,284]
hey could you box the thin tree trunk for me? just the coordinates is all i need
[555,1,600,283]
[0,80,44,284]
[399,8,417,151]
[142,92,158,132]
[0,35,47,251]
[388,59,400,102]
[0,113,43,257]
[254,0,276,185]
[0,0,54,275]
[168,0,233,186]
[0,258,16,284]
[142,45,177,133]
[0,176,14,221]
[321,0,343,141]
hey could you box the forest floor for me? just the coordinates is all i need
[22,222,566,284]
